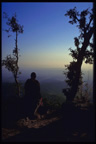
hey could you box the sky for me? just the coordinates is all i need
[2,2,93,82]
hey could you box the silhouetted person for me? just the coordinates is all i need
[24,72,42,119]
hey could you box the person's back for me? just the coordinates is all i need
[25,73,41,99]
[29,79,41,102]
[24,72,41,118]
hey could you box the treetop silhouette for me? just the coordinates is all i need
[63,7,94,102]
[2,12,24,97]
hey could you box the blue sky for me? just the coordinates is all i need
[2,2,93,82]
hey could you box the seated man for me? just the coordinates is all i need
[24,72,43,119]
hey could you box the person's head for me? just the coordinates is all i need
[31,72,36,79]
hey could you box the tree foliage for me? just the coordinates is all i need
[63,7,94,102]
[2,12,24,97]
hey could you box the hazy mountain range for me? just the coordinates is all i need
[2,67,93,103]
[2,67,93,83]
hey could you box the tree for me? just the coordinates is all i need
[2,12,24,97]
[63,7,94,102]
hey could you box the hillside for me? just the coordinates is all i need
[2,80,66,105]
[2,80,95,142]
[2,102,95,142]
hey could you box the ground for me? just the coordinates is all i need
[2,101,95,142]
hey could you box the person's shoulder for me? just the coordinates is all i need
[25,78,31,83]
[24,79,30,88]
[35,80,40,84]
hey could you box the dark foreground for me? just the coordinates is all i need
[2,99,95,142]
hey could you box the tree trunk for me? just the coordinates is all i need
[15,31,20,97]
[93,3,95,104]
[14,75,20,97]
